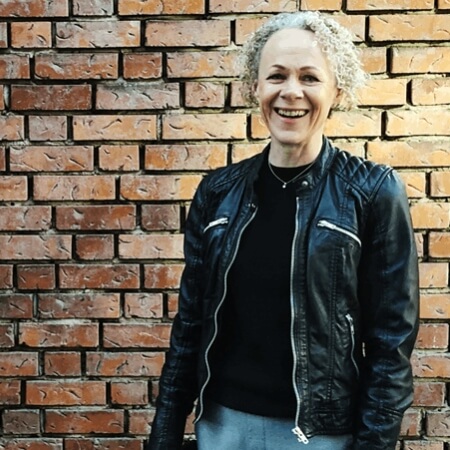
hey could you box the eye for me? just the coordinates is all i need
[267,73,285,81]
[302,74,320,83]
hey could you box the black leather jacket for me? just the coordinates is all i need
[147,138,419,450]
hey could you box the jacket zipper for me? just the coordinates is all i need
[317,219,361,247]
[195,203,257,423]
[203,217,229,234]
[291,197,309,444]
[345,313,360,378]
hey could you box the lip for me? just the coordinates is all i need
[274,107,309,119]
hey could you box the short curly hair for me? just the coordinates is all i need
[240,11,367,109]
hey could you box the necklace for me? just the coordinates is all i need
[268,158,315,188]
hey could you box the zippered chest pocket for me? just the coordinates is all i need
[317,219,361,247]
[203,217,229,234]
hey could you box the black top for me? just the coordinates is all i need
[207,155,311,418]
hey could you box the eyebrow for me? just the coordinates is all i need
[269,64,322,72]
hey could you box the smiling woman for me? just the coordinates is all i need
[147,11,419,450]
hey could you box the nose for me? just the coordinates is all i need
[281,78,304,100]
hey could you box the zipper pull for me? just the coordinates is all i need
[292,426,309,444]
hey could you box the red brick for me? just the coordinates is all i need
[0,55,30,78]
[75,235,114,260]
[38,293,120,319]
[128,410,154,435]
[56,21,139,48]
[0,381,21,405]
[411,353,450,378]
[121,174,201,201]
[0,265,13,288]
[348,0,433,8]
[0,235,71,260]
[103,323,171,348]
[73,115,157,141]
[0,206,51,231]
[369,15,450,41]
[185,82,226,108]
[410,202,450,229]
[96,83,179,110]
[426,411,450,436]
[301,0,342,10]
[439,0,450,7]
[0,324,14,347]
[123,53,162,79]
[232,143,267,163]
[86,352,164,376]
[99,145,140,171]
[0,440,63,450]
[141,204,180,231]
[392,47,450,74]
[400,408,422,437]
[119,234,184,259]
[11,85,91,111]
[398,171,425,198]
[3,409,40,434]
[416,323,449,349]
[35,53,118,79]
[144,264,184,289]
[360,47,386,74]
[19,323,98,347]
[0,352,38,376]
[11,21,51,48]
[429,232,450,258]
[168,293,178,319]
[404,442,444,450]
[65,439,141,450]
[413,382,446,407]
[430,171,450,197]
[325,111,382,137]
[0,115,25,141]
[44,352,81,376]
[0,294,33,319]
[17,264,55,290]
[412,79,450,105]
[59,264,139,289]
[28,116,67,141]
[73,0,114,15]
[0,0,68,16]
[167,51,239,78]
[235,17,266,45]
[118,0,204,14]
[420,294,450,320]
[146,20,230,47]
[0,87,3,111]
[10,145,93,171]
[111,381,148,405]
[0,176,27,200]
[419,263,448,288]
[358,79,407,106]
[209,0,296,12]
[56,205,135,230]
[34,175,115,201]
[0,22,7,47]
[124,293,163,319]
[27,381,106,405]
[163,113,246,140]
[45,410,124,434]
[0,146,4,168]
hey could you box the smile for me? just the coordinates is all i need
[275,108,308,118]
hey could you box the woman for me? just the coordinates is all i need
[147,11,419,450]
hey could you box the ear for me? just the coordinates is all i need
[333,88,343,109]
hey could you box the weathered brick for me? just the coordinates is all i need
[118,0,204,14]
[27,381,106,405]
[123,53,162,79]
[404,441,444,450]
[111,381,148,405]
[360,47,387,74]
[415,233,424,258]
[185,82,226,108]
[17,264,55,290]
[397,171,425,198]
[75,235,114,260]
[163,113,246,140]
[400,408,422,437]
[0,22,7,47]
[168,293,178,319]
[19,323,99,347]
[386,110,450,136]
[430,171,450,197]
[38,293,120,319]
[28,116,67,141]
[146,20,230,47]
[0,176,27,200]
[44,352,81,376]
[325,111,382,137]
[420,294,450,320]
[56,205,135,230]
[35,53,118,79]
[419,263,448,288]
[141,204,180,231]
[301,0,342,10]
[12,85,91,111]
[416,323,449,349]
[0,352,38,376]
[34,175,115,201]
[348,0,433,9]
[0,206,51,231]
[96,83,179,110]
[11,21,51,48]
[0,235,71,260]
[0,265,13,288]
[429,232,450,257]
[144,264,184,289]
[0,294,33,319]
[369,15,450,41]
[209,0,296,12]
[426,411,450,436]
[411,79,450,105]
[3,409,40,434]
[103,323,171,348]
[0,55,29,78]
[358,79,407,106]
[145,144,227,170]
[0,324,14,347]
[45,410,124,434]
[119,234,184,259]
[99,145,140,171]
[0,381,21,405]
[167,51,239,78]
[0,146,4,169]
[410,202,450,229]
[73,0,114,16]
[0,88,4,110]
[73,115,157,141]
[56,21,140,48]
[392,47,450,73]
[128,409,154,435]
[0,440,63,450]
[0,115,25,141]
[65,439,141,450]
[10,146,93,171]
[438,0,450,7]
[121,174,201,201]
[232,143,268,163]
[59,264,139,289]
[413,382,446,407]
[0,0,68,17]
[412,353,450,378]
[124,293,163,319]
[86,352,164,376]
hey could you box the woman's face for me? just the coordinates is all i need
[254,28,339,157]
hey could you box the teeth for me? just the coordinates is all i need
[277,109,307,118]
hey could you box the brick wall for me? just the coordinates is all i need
[0,0,449,449]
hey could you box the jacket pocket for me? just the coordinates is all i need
[345,313,360,379]
[317,219,361,247]
[203,217,228,234]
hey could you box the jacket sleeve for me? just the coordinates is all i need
[146,180,208,450]
[353,169,419,450]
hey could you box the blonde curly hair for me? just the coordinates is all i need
[240,11,367,110]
